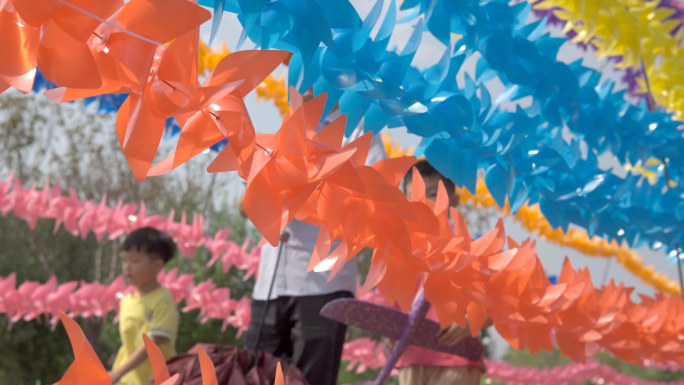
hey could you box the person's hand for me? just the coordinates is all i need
[108,370,121,384]
[436,323,471,347]
[382,337,396,356]
[238,194,247,218]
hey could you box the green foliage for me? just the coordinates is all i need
[0,317,73,384]
[502,347,684,384]
[503,346,573,369]
[593,352,684,381]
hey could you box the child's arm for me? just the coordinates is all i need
[108,335,170,383]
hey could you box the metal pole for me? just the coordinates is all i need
[677,242,684,300]
[251,232,290,355]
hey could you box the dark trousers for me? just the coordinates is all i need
[245,291,353,385]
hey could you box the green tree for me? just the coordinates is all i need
[0,91,249,383]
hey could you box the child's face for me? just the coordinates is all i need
[121,249,163,290]
[406,174,458,207]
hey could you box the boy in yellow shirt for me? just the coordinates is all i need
[109,227,180,385]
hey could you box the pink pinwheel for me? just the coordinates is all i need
[0,273,18,318]
[157,269,195,303]
[77,195,112,240]
[46,280,79,329]
[228,297,251,336]
[341,338,386,374]
[71,280,119,318]
[104,276,128,301]
[131,201,167,230]
[204,287,234,329]
[12,280,40,323]
[0,177,23,217]
[182,279,217,315]
[217,238,248,273]
[24,276,58,322]
[232,239,260,280]
[45,187,85,236]
[0,170,15,214]
[204,228,232,267]
[0,172,260,273]
[20,178,51,230]
[105,199,139,240]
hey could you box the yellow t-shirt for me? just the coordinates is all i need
[113,286,179,385]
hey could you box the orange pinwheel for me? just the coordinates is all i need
[302,158,420,280]
[45,0,210,98]
[218,89,382,246]
[113,26,289,180]
[148,49,292,179]
[2,0,210,93]
[55,313,110,385]
[34,0,289,181]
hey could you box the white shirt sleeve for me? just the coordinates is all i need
[342,117,387,166]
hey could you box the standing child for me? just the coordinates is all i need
[109,227,180,385]
[395,160,490,385]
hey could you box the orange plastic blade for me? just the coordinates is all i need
[43,50,127,102]
[12,0,61,27]
[312,113,346,150]
[209,50,291,97]
[0,8,39,92]
[104,31,158,92]
[341,131,372,166]
[275,362,285,385]
[142,334,170,384]
[51,0,123,41]
[470,219,505,256]
[0,77,9,94]
[147,110,229,176]
[38,20,102,88]
[244,172,285,245]
[116,0,211,44]
[410,167,426,202]
[466,302,488,336]
[157,29,198,87]
[197,347,219,385]
[372,156,417,187]
[56,313,110,385]
[116,94,166,181]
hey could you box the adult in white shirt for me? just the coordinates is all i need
[244,108,387,385]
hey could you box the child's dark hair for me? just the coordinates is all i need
[404,159,456,193]
[122,227,177,264]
